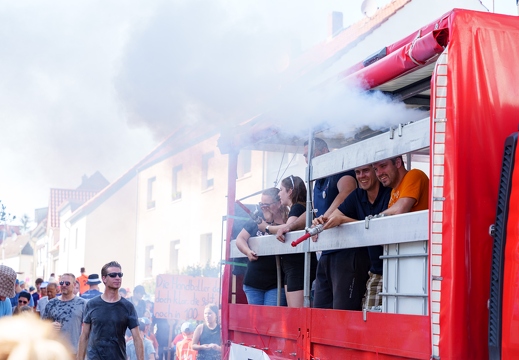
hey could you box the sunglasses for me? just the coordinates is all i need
[258,201,277,209]
[18,300,28,304]
[106,272,124,278]
[59,281,71,286]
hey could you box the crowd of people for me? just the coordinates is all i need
[236,138,429,311]
[0,263,222,360]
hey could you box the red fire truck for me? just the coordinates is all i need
[218,9,519,360]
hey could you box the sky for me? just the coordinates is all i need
[0,0,516,223]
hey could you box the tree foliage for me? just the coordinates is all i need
[0,200,16,222]
[180,262,220,278]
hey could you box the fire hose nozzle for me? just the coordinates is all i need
[291,224,324,247]
[236,200,262,224]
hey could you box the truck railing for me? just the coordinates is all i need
[229,210,428,257]
[230,210,430,316]
[309,116,429,181]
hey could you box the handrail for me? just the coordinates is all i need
[230,210,429,258]
[310,117,430,181]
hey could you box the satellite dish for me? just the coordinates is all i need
[361,0,378,17]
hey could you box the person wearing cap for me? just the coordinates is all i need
[42,273,87,356]
[176,322,197,360]
[0,265,17,318]
[37,282,57,317]
[129,285,147,317]
[126,317,156,360]
[80,274,103,301]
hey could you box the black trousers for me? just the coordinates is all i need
[313,247,370,310]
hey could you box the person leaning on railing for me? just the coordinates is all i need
[235,187,288,306]
[313,164,391,310]
[276,175,317,308]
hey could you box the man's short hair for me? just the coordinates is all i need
[61,273,76,281]
[35,278,44,285]
[80,267,85,273]
[46,282,57,290]
[303,138,329,152]
[101,261,121,277]
[390,156,404,166]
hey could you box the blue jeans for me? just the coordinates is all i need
[243,285,287,306]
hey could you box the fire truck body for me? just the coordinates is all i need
[221,9,519,359]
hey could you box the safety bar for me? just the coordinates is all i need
[310,117,430,181]
[230,210,428,258]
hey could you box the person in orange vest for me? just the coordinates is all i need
[77,267,89,295]
[176,322,197,360]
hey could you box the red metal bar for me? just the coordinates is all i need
[221,150,238,357]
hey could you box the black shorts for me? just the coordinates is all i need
[281,253,317,292]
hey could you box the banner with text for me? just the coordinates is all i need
[154,274,220,320]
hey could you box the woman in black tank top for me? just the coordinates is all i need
[192,304,221,360]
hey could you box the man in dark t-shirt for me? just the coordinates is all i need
[77,261,143,360]
[314,164,391,310]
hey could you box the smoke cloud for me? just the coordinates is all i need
[115,0,427,145]
[0,0,438,218]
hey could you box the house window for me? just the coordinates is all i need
[172,165,182,201]
[170,240,180,274]
[145,245,154,278]
[199,233,212,265]
[237,150,252,178]
[75,228,79,250]
[201,152,214,190]
[147,177,156,209]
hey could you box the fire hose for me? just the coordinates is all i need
[291,224,324,247]
[235,200,262,224]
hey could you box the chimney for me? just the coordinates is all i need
[328,11,343,39]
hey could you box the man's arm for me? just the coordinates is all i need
[381,197,416,215]
[130,327,145,360]
[322,175,357,218]
[313,208,358,230]
[76,322,91,360]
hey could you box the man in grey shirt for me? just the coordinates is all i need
[43,273,86,356]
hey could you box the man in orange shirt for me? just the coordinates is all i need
[77,267,89,295]
[369,156,428,308]
[372,156,429,214]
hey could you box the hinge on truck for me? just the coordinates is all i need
[489,224,496,237]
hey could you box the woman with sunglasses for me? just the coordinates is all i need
[235,187,288,306]
[12,291,32,315]
[278,175,317,308]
